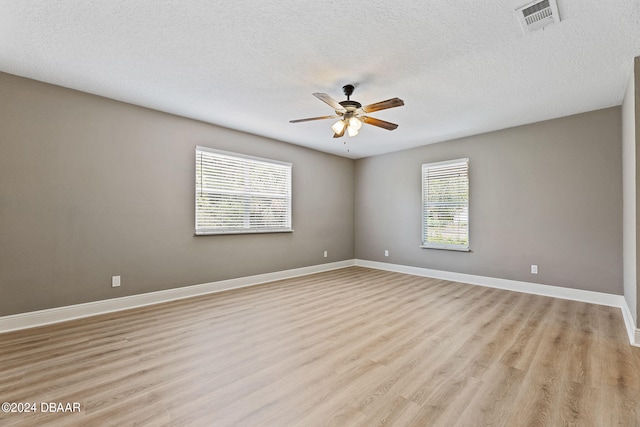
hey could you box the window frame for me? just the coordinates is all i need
[421,158,470,252]
[195,146,293,235]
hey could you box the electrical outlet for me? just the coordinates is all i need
[323,251,328,258]
[112,276,121,287]
[384,250,389,257]
[531,265,538,275]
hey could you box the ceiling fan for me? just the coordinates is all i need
[290,84,404,138]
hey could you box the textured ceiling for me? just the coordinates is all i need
[1,1,639,158]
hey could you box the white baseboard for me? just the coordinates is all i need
[355,259,637,346]
[620,299,640,347]
[0,260,355,334]
[3,258,636,347]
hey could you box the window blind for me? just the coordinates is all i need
[421,158,469,251]
[195,147,292,235]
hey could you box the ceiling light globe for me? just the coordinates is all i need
[331,120,346,134]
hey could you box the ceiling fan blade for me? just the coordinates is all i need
[361,98,404,113]
[361,116,399,130]
[290,115,339,123]
[313,93,347,113]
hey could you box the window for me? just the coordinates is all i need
[195,147,292,235]
[421,158,469,251]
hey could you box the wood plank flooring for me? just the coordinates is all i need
[1,266,639,426]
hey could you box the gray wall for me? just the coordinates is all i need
[0,72,355,316]
[355,108,623,294]
[636,56,640,323]
[0,70,627,317]
[623,57,638,324]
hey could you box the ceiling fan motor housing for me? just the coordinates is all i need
[338,100,362,112]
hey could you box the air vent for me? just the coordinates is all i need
[516,0,560,33]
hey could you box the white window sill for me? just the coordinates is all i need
[420,244,470,252]
[195,229,294,236]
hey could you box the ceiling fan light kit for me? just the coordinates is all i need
[331,119,346,135]
[290,84,404,138]
[349,116,362,131]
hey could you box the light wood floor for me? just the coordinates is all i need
[1,267,639,426]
